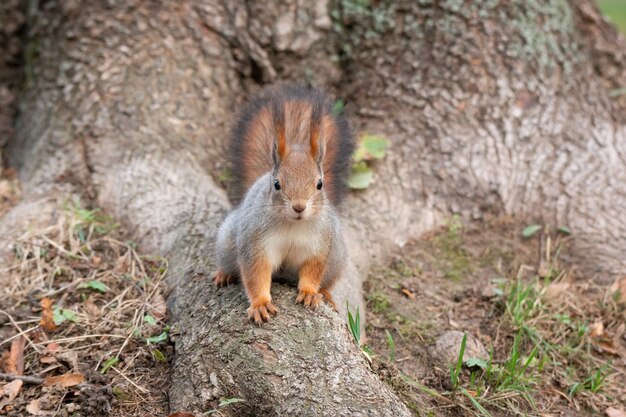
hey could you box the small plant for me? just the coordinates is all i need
[450,332,468,389]
[367,292,390,313]
[568,366,608,397]
[347,304,362,345]
[347,303,374,361]
[385,329,396,362]
[348,134,389,190]
[204,397,246,415]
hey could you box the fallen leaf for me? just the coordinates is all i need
[401,288,415,299]
[43,373,84,388]
[610,277,626,304]
[167,413,195,417]
[590,321,604,338]
[39,355,57,364]
[5,336,25,375]
[589,321,620,356]
[40,298,58,332]
[150,291,167,319]
[1,379,23,402]
[26,399,46,415]
[606,407,626,417]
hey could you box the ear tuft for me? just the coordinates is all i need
[309,102,324,163]
[272,100,287,163]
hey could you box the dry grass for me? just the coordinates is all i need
[0,197,170,416]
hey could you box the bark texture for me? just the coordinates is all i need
[3,0,626,415]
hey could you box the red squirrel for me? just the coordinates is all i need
[213,84,354,324]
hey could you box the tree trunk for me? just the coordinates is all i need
[3,0,625,415]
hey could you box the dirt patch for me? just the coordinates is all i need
[0,199,171,417]
[364,215,626,416]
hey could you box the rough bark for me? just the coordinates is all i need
[3,0,626,415]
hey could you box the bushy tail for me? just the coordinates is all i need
[229,84,354,206]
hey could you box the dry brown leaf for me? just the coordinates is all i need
[26,399,46,415]
[590,321,604,338]
[5,336,25,375]
[401,288,416,299]
[596,340,620,356]
[606,407,626,417]
[589,321,620,356]
[150,291,167,319]
[43,373,84,388]
[609,277,626,304]
[168,412,196,417]
[1,379,23,402]
[39,298,58,332]
[39,355,57,364]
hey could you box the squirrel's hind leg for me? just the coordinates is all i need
[212,269,239,287]
[319,288,338,312]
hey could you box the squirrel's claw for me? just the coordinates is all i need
[296,290,323,310]
[247,301,278,324]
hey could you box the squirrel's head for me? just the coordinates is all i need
[270,101,326,221]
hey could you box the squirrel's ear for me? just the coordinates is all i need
[309,103,325,164]
[272,100,287,165]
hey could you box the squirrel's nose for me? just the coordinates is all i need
[292,202,306,213]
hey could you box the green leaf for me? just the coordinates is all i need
[465,357,488,369]
[557,226,572,235]
[53,307,79,325]
[347,161,374,190]
[151,349,167,362]
[332,100,345,115]
[143,315,157,326]
[347,303,361,345]
[112,386,131,400]
[360,134,388,159]
[100,357,119,374]
[451,332,467,388]
[78,280,108,293]
[146,331,168,344]
[385,329,396,362]
[218,398,246,407]
[522,224,542,238]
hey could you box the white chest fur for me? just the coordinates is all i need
[263,221,324,272]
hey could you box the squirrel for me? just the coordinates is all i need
[212,84,355,324]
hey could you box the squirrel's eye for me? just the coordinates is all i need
[317,179,323,190]
[274,179,281,191]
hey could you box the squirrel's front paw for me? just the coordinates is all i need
[296,289,323,310]
[247,300,278,325]
[213,270,238,287]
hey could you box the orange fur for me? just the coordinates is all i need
[273,101,287,160]
[296,256,327,309]
[241,257,278,324]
